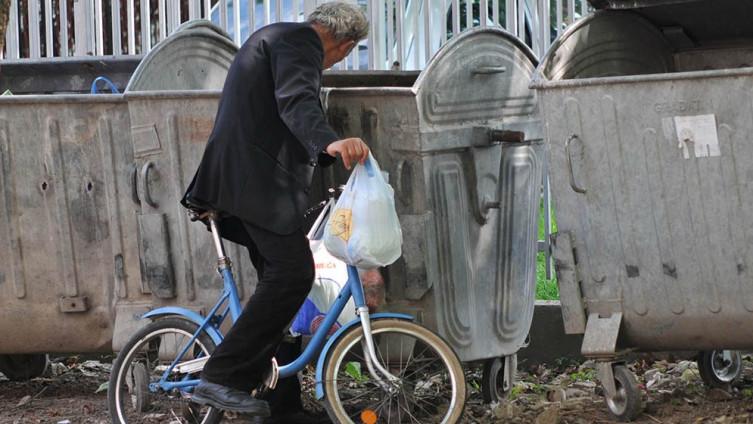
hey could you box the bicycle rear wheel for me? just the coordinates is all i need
[108,317,223,424]
[322,319,466,424]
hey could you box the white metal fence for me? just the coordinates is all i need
[3,0,588,67]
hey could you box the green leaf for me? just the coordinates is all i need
[95,382,109,394]
[344,362,367,382]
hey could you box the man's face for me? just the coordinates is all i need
[323,40,356,69]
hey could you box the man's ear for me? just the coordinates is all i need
[340,40,355,54]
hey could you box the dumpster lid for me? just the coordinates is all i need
[584,0,753,50]
[414,27,538,126]
[125,23,237,92]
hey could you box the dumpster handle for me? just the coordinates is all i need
[130,164,141,206]
[472,66,507,75]
[140,161,158,208]
[565,134,587,194]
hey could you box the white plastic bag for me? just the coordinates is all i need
[323,154,402,268]
[308,238,357,325]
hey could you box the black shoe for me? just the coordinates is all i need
[262,410,332,424]
[192,380,271,416]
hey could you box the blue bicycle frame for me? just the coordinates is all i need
[143,205,411,395]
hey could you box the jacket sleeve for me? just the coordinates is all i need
[268,28,340,162]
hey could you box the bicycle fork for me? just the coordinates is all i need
[357,307,402,394]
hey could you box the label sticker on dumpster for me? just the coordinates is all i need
[674,114,720,159]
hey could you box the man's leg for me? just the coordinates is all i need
[201,221,314,392]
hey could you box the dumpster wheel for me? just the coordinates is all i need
[697,350,742,388]
[0,354,49,381]
[605,365,642,422]
[481,356,510,403]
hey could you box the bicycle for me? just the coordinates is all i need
[108,189,467,424]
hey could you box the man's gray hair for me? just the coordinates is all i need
[308,2,369,42]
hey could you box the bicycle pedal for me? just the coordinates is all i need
[262,357,279,389]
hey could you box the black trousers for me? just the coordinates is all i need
[202,215,314,409]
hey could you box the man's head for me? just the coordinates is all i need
[308,2,369,69]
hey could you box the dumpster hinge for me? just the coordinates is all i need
[581,312,623,359]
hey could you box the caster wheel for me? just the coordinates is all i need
[0,354,49,381]
[482,357,510,403]
[604,364,642,422]
[126,362,151,412]
[697,350,742,388]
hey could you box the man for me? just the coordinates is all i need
[182,2,370,422]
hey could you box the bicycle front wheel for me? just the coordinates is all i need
[108,317,223,424]
[322,319,466,424]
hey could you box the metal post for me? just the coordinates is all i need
[94,0,103,55]
[28,0,41,58]
[248,0,256,34]
[204,0,211,19]
[275,0,283,21]
[412,0,419,68]
[505,0,517,36]
[263,0,271,25]
[303,0,315,17]
[566,0,574,24]
[44,0,53,56]
[492,0,499,26]
[423,0,430,63]
[59,0,68,57]
[233,0,241,44]
[219,0,228,33]
[395,0,404,68]
[542,153,553,280]
[541,0,550,54]
[158,0,166,42]
[170,0,181,35]
[451,0,459,36]
[555,0,563,36]
[141,0,151,53]
[367,0,375,69]
[441,0,448,43]
[518,0,525,39]
[6,0,19,59]
[387,0,394,68]
[378,0,387,69]
[465,0,472,31]
[188,0,197,20]
[480,0,488,27]
[111,0,122,55]
[126,0,135,54]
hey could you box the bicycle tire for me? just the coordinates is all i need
[322,319,466,424]
[108,317,224,424]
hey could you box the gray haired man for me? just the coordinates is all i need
[186,2,370,422]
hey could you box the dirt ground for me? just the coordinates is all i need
[2,354,753,424]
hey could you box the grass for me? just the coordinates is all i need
[535,200,560,301]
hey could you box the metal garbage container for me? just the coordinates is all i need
[0,23,239,362]
[318,27,544,398]
[114,22,252,351]
[532,0,753,419]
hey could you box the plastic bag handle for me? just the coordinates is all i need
[363,153,376,178]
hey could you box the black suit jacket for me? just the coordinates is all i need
[182,22,339,235]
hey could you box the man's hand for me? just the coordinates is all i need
[326,138,369,170]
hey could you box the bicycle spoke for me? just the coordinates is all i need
[401,357,443,381]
